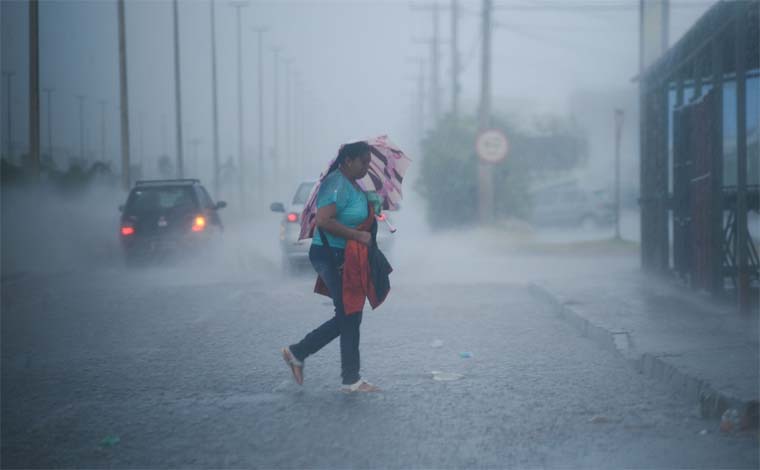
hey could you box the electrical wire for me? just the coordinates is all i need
[492,18,623,56]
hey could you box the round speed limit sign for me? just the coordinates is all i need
[476,129,509,164]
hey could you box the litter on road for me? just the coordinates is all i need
[589,415,610,424]
[431,371,464,381]
[99,436,120,447]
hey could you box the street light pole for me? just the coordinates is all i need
[209,0,221,197]
[2,71,14,162]
[43,88,54,163]
[77,95,86,163]
[29,0,41,178]
[614,109,625,240]
[231,1,248,210]
[117,0,131,190]
[284,58,292,177]
[450,0,459,119]
[272,47,280,185]
[172,0,185,178]
[477,0,493,224]
[139,112,144,176]
[99,99,107,163]
[253,27,267,198]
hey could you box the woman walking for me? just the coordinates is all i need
[282,141,384,393]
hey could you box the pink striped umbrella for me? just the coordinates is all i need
[298,135,412,240]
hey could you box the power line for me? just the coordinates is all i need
[492,0,715,11]
[492,19,622,55]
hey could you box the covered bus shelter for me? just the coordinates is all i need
[638,1,759,311]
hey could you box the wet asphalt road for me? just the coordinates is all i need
[2,256,758,469]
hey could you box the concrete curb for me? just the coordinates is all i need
[529,283,754,420]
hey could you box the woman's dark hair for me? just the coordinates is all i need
[336,141,372,166]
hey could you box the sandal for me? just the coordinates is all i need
[341,379,380,393]
[281,347,304,385]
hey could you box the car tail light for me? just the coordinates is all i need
[192,216,206,232]
[121,226,135,236]
[286,212,298,223]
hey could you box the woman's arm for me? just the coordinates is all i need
[316,203,371,246]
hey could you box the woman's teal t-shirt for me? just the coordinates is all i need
[312,170,368,249]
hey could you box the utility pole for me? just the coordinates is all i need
[172,0,185,178]
[292,73,304,174]
[43,88,54,163]
[209,0,221,197]
[418,59,426,136]
[284,58,292,177]
[412,2,442,124]
[139,112,144,176]
[477,0,493,224]
[117,0,131,190]
[231,1,249,209]
[2,71,14,162]
[272,47,280,185]
[161,113,167,156]
[614,109,624,240]
[253,27,267,199]
[76,95,86,163]
[450,0,460,119]
[432,2,440,122]
[29,0,40,178]
[99,100,107,163]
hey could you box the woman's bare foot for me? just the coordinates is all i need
[281,347,303,385]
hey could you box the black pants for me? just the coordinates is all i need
[289,244,363,385]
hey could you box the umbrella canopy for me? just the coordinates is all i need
[299,135,411,240]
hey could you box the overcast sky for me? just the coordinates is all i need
[2,0,715,196]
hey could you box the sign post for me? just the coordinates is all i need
[476,129,509,223]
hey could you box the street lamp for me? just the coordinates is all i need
[252,26,268,201]
[172,0,185,178]
[76,95,86,164]
[3,71,15,161]
[230,1,249,209]
[43,88,54,163]
[209,0,221,197]
[614,108,625,241]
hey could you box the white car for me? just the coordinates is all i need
[270,181,396,273]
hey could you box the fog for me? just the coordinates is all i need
[5,3,760,467]
[2,0,716,280]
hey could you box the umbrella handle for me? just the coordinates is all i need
[377,215,397,233]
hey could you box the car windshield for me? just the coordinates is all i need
[126,186,196,214]
[292,182,315,205]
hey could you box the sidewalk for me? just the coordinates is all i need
[530,260,759,422]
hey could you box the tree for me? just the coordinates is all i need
[417,113,588,229]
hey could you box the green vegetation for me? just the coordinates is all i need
[417,113,589,229]
[1,155,118,194]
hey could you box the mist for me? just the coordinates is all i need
[3,1,760,468]
[2,0,716,279]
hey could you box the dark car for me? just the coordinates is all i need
[119,179,226,263]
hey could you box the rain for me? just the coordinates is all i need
[2,0,758,468]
